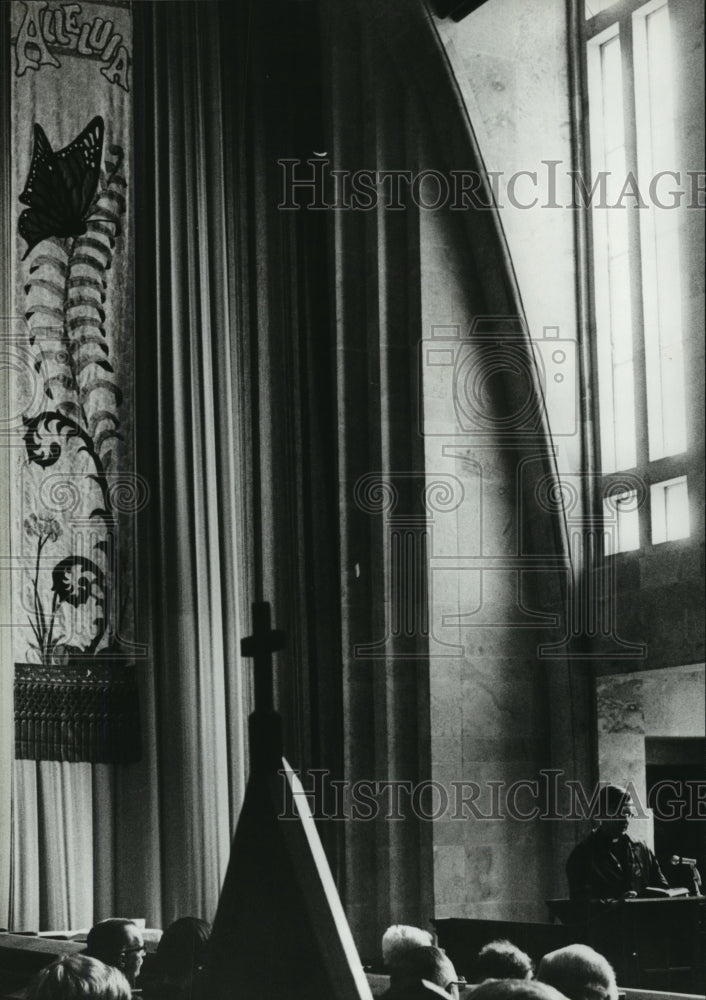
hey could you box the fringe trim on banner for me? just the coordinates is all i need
[14,661,141,763]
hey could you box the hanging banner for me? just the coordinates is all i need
[9,1,138,762]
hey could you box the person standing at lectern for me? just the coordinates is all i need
[566,785,670,901]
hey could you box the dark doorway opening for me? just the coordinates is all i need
[646,737,705,891]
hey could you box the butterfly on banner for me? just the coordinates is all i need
[18,116,105,259]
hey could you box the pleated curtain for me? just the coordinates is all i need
[128,0,249,925]
[129,0,346,924]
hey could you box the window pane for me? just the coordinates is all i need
[651,477,689,543]
[604,490,640,554]
[587,28,637,472]
[633,0,687,459]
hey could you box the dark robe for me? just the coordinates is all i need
[566,830,669,900]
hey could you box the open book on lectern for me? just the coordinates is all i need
[203,603,373,1000]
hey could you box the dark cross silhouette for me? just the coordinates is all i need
[240,601,285,714]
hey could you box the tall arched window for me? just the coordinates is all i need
[582,0,703,552]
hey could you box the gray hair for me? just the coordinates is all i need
[382,924,434,968]
[537,944,619,1000]
[27,955,131,1000]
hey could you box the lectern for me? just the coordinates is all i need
[546,896,706,992]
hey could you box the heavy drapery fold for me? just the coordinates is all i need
[130,1,250,924]
[131,0,345,923]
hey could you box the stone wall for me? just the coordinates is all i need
[425,0,582,922]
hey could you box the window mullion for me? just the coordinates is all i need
[617,12,652,546]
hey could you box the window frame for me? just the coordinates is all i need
[580,0,695,553]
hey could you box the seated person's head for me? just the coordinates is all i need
[154,916,211,990]
[27,955,131,1000]
[86,918,145,986]
[383,924,434,970]
[470,978,568,1000]
[389,945,460,999]
[474,940,534,982]
[537,944,618,1000]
